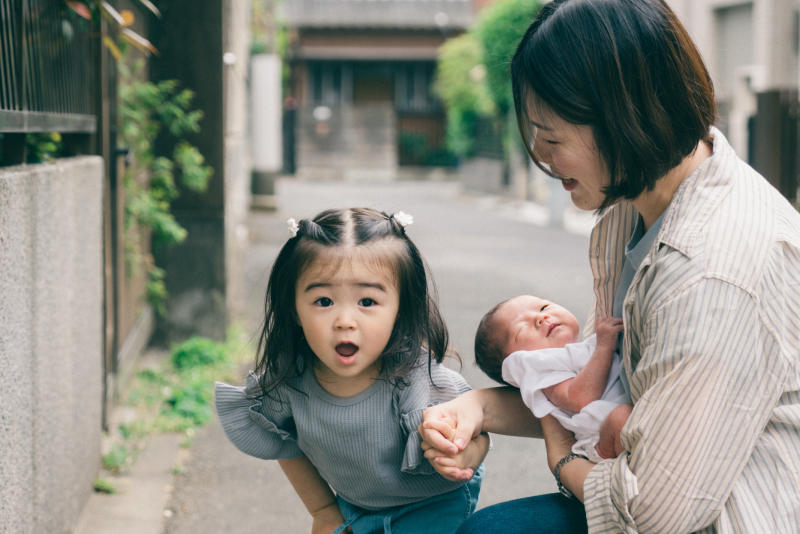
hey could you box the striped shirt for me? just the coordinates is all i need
[583,128,800,533]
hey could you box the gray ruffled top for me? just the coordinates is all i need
[214,358,471,510]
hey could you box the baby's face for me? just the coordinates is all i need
[495,295,580,355]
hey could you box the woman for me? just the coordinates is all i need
[421,0,800,532]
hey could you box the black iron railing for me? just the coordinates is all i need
[0,0,97,132]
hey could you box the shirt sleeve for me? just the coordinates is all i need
[214,371,304,460]
[584,278,788,533]
[397,361,472,474]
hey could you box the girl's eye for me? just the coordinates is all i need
[359,298,377,307]
[314,297,333,307]
[540,304,549,311]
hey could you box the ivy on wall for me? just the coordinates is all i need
[119,58,213,315]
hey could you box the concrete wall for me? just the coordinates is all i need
[0,157,104,534]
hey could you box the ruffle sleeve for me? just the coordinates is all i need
[214,372,303,460]
[396,361,472,475]
[501,335,596,418]
[399,408,436,474]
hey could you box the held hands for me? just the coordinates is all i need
[418,392,484,456]
[420,417,489,481]
[595,317,624,352]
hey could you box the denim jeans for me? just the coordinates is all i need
[332,465,484,534]
[455,492,587,534]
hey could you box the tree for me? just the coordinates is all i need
[434,33,495,157]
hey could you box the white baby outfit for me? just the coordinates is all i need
[502,334,630,463]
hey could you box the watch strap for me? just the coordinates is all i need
[553,452,588,499]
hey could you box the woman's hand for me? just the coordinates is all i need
[421,422,490,482]
[420,390,485,455]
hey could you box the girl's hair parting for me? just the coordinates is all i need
[255,207,449,396]
[511,0,716,211]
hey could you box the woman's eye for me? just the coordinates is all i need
[545,139,559,145]
[359,298,377,307]
[540,304,549,311]
[314,297,333,307]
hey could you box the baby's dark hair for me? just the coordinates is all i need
[474,299,511,385]
[255,207,449,396]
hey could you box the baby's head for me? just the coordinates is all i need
[474,295,580,384]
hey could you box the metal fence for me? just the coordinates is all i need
[0,0,98,133]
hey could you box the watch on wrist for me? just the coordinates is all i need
[553,452,588,499]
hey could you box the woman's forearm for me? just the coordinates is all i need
[478,387,543,438]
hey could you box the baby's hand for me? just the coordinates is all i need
[595,403,632,459]
[595,317,624,351]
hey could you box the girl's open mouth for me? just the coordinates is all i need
[561,178,577,191]
[335,342,359,363]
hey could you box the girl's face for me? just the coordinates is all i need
[295,252,400,397]
[528,98,610,211]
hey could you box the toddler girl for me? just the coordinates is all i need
[215,208,486,534]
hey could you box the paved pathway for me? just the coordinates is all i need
[162,179,594,533]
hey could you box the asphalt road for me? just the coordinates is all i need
[163,179,593,533]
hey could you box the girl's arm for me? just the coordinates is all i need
[543,317,623,413]
[278,456,344,534]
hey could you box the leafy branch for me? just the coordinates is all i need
[119,58,213,315]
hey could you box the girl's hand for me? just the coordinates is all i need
[422,432,489,481]
[311,502,349,534]
[419,391,485,455]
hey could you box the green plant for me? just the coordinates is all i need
[93,478,117,494]
[25,132,64,163]
[102,443,130,473]
[65,0,159,59]
[474,0,541,116]
[434,33,495,158]
[119,58,213,313]
[171,337,228,369]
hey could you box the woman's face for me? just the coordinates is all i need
[528,98,610,211]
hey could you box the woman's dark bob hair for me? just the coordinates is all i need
[512,0,716,210]
[255,207,449,396]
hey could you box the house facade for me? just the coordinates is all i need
[283,0,477,180]
[667,0,799,201]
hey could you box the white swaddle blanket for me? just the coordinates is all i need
[501,334,629,463]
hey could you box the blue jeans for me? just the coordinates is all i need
[332,465,484,534]
[455,493,587,534]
